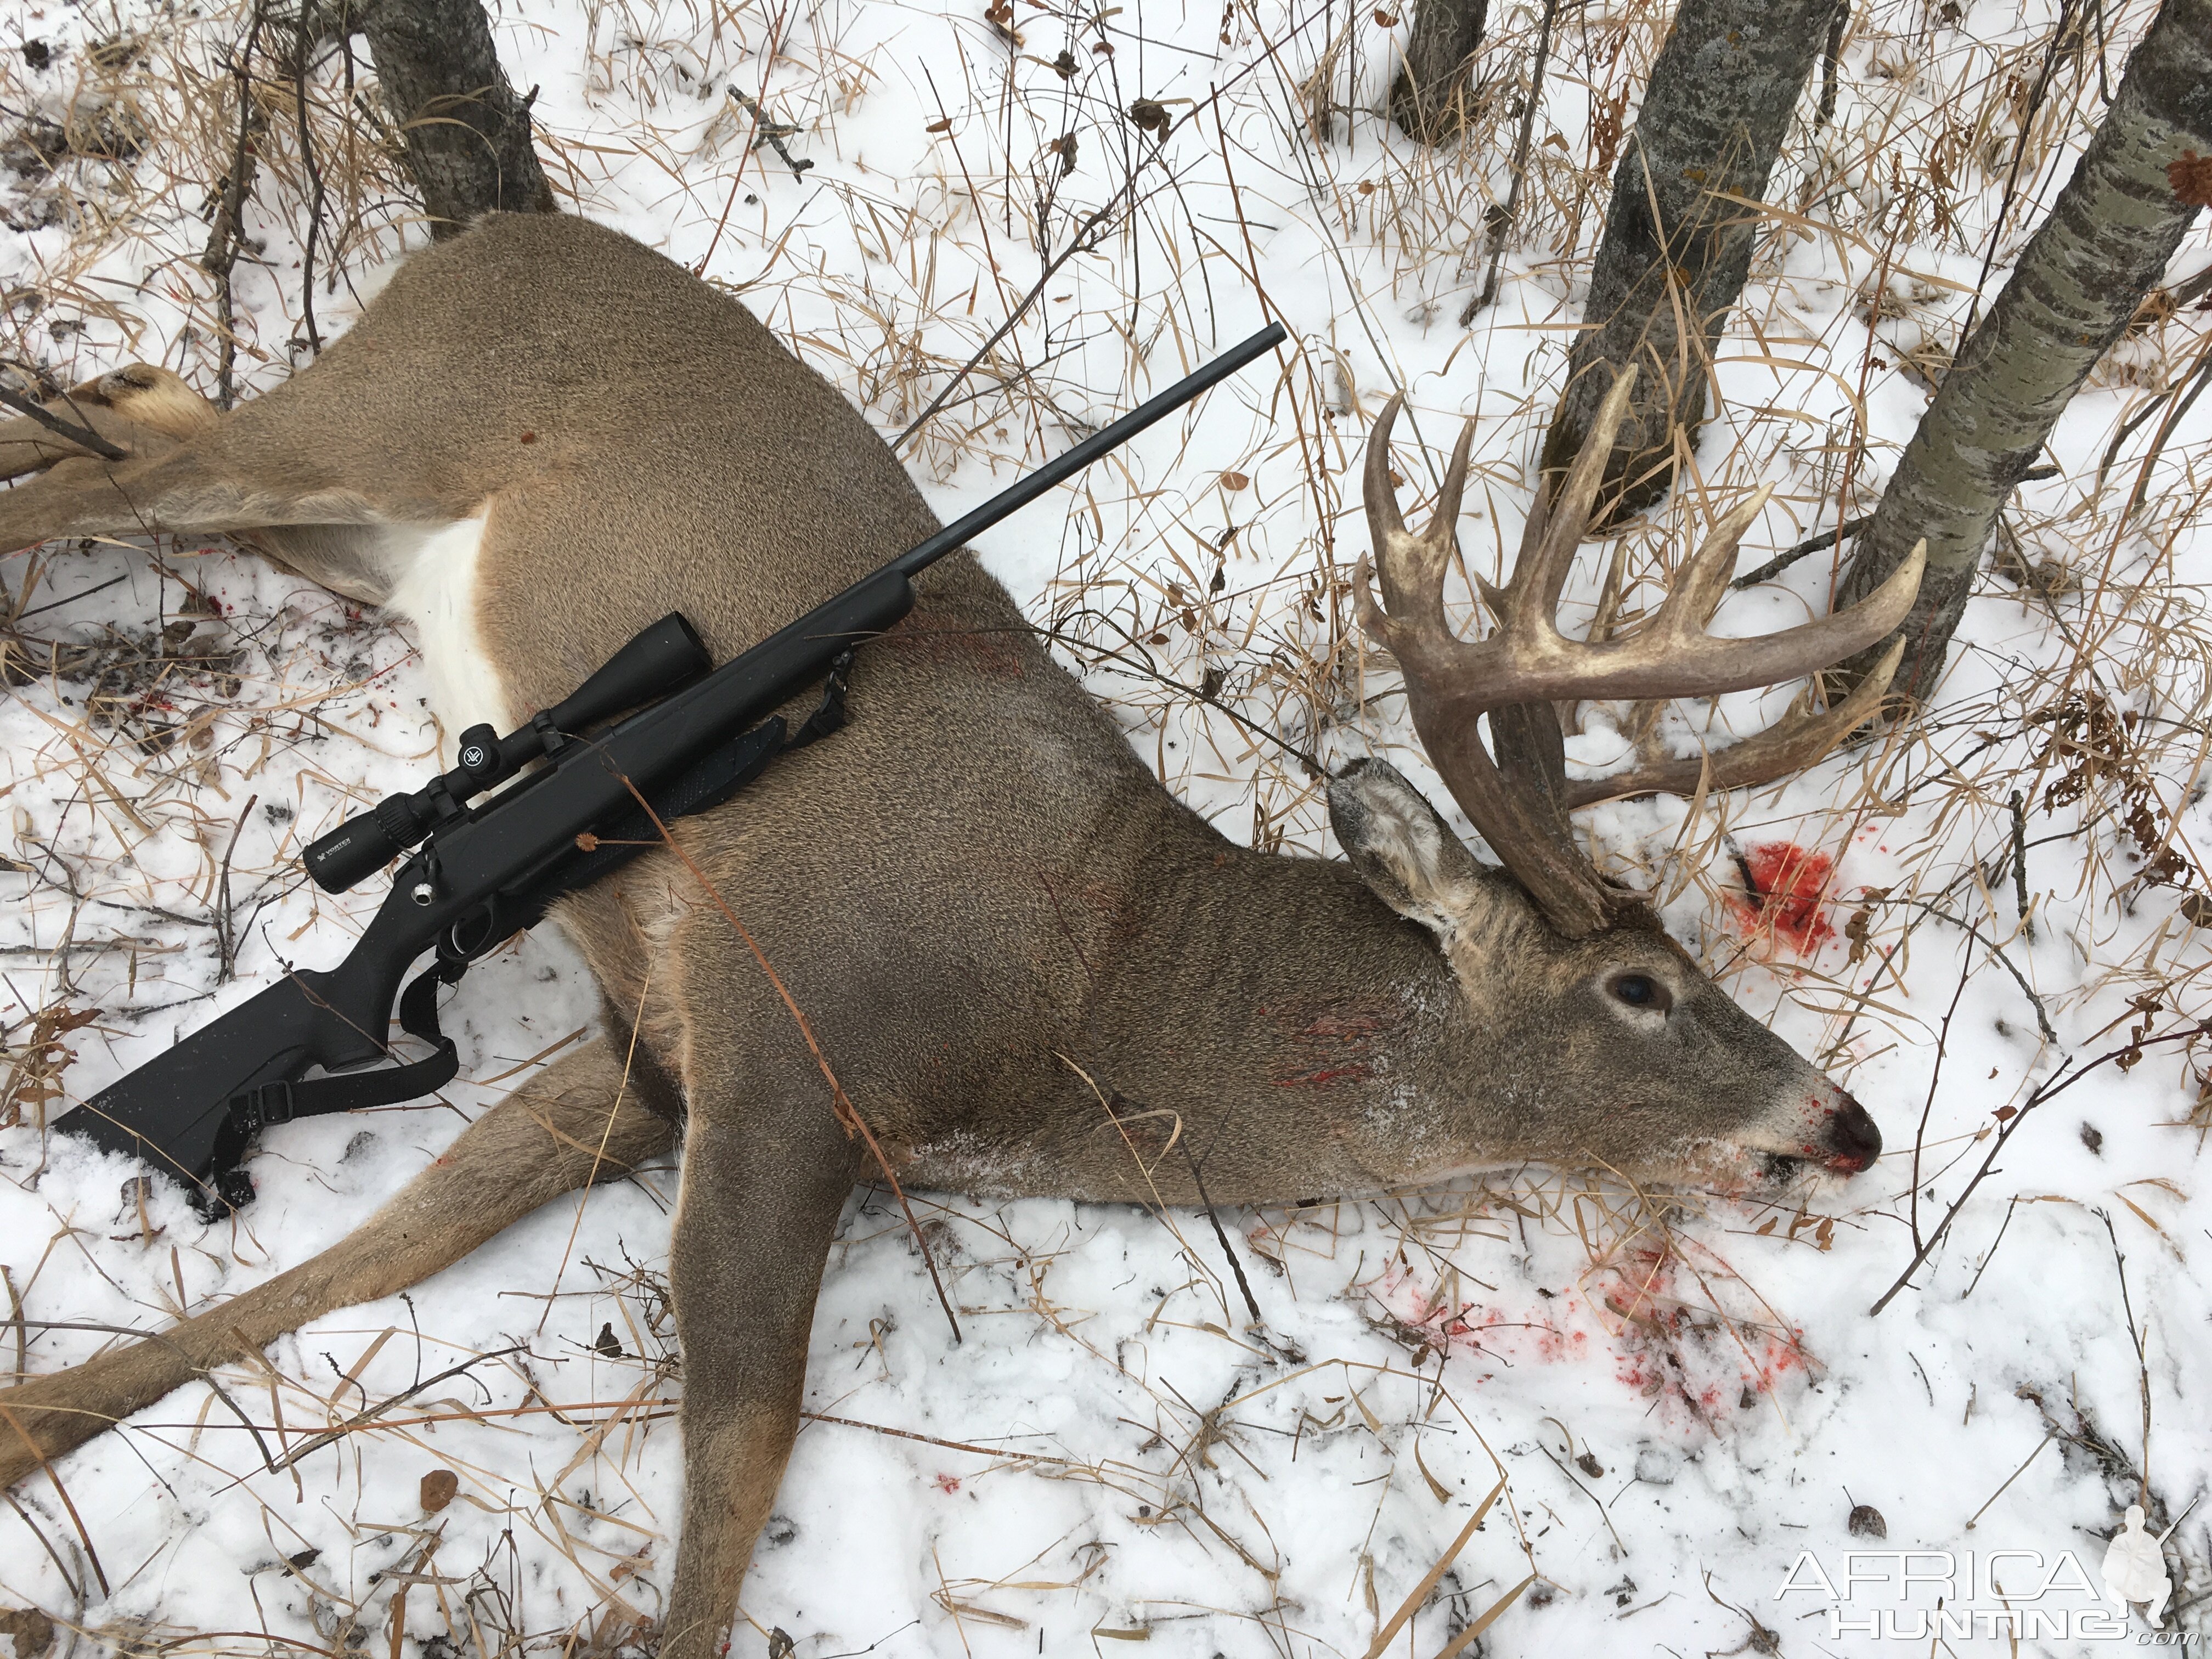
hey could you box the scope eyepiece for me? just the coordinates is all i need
[304,802,411,892]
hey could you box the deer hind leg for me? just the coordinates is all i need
[0,443,387,554]
[0,364,393,558]
[0,368,424,613]
[660,1063,862,1657]
[0,1038,672,1493]
[0,364,218,482]
[0,365,277,545]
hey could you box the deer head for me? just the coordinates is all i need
[1334,369,1925,1187]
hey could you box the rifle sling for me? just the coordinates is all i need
[199,960,466,1212]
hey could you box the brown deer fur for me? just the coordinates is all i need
[0,213,1889,1654]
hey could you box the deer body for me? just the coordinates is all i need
[0,213,1905,1654]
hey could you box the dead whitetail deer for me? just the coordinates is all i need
[0,215,1921,1651]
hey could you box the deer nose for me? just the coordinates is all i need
[1821,1092,1883,1174]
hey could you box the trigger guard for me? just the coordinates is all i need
[441,899,510,964]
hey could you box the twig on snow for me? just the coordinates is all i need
[729,89,814,176]
[216,793,258,984]
[1463,0,1562,322]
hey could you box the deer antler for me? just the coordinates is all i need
[1353,368,1925,938]
[1559,639,1904,811]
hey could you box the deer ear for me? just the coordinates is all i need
[1328,759,1515,940]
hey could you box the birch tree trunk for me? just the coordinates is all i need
[1837,0,2212,702]
[354,0,556,236]
[1390,0,1489,142]
[1537,0,1843,517]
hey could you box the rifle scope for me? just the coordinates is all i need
[303,612,710,893]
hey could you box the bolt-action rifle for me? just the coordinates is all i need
[58,322,1287,1212]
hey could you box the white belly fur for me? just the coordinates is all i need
[381,517,514,755]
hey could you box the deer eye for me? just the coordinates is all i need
[1609,973,1672,1014]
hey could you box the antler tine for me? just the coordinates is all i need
[1358,396,1480,642]
[1474,528,1926,709]
[1668,483,1775,634]
[1562,637,1905,811]
[1504,365,1639,632]
[1353,397,1409,651]
[1623,537,1927,703]
[1350,552,1398,650]
[1435,415,1475,534]
[1364,394,1408,542]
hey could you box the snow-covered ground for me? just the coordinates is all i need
[2,0,2209,1652]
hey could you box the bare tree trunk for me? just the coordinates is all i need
[353,0,555,236]
[1537,0,1843,517]
[1837,0,2212,702]
[1389,0,1489,142]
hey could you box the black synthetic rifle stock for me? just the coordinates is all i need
[59,321,1288,1210]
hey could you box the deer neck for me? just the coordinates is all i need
[1055,834,1492,1207]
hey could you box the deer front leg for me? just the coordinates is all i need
[1,1039,671,1492]
[661,1099,860,1658]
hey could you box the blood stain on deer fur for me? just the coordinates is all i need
[1267,996,1399,1087]
[1726,842,1837,951]
[1274,1063,1375,1088]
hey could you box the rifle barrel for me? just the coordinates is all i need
[890,321,1286,582]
